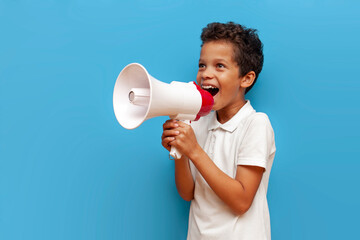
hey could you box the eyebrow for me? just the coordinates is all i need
[198,58,230,64]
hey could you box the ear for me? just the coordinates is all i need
[240,71,256,88]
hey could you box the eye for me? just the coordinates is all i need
[199,63,206,69]
[217,63,225,68]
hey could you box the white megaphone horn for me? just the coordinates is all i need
[113,63,214,159]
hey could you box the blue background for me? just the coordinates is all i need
[1,0,359,239]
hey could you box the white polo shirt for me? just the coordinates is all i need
[188,101,276,240]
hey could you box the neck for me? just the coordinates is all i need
[216,98,247,124]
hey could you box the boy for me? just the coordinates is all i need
[161,22,276,240]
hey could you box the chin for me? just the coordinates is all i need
[211,103,221,111]
[212,95,219,105]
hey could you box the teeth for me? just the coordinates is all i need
[202,85,218,89]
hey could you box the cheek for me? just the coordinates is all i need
[196,73,201,85]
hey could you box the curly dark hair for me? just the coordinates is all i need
[200,22,264,94]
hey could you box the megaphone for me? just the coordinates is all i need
[113,63,214,159]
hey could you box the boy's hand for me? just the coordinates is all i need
[161,119,180,152]
[163,120,200,158]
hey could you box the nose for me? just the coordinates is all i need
[202,67,215,80]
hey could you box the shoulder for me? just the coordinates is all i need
[246,112,272,129]
[242,112,275,142]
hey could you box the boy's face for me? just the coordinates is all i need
[197,40,245,112]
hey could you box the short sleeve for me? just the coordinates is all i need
[237,113,275,170]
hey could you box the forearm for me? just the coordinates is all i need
[174,156,194,201]
[189,147,250,214]
[165,120,261,214]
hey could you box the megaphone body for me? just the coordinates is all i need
[113,63,214,159]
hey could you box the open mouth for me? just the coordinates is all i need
[202,85,219,97]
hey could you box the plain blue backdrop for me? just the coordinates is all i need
[1,0,359,239]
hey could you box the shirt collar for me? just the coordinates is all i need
[208,100,255,133]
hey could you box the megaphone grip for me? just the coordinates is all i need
[170,147,182,159]
[169,120,191,160]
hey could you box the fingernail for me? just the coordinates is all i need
[175,131,180,134]
[174,124,179,127]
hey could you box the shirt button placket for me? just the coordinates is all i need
[208,131,216,159]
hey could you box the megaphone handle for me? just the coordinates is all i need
[169,120,191,160]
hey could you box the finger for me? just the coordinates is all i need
[175,120,191,128]
[162,136,176,150]
[162,119,172,130]
[162,129,180,138]
[168,138,181,151]
[163,136,175,144]
[163,120,180,130]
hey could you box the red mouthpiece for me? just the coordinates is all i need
[193,82,214,121]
